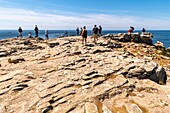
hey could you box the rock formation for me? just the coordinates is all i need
[0,35,170,113]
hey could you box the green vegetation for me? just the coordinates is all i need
[161,49,170,57]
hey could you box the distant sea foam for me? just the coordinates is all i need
[0,30,169,48]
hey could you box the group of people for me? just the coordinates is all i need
[18,25,49,39]
[18,25,147,44]
[76,25,102,45]
[128,26,146,33]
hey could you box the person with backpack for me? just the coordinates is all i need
[92,25,98,44]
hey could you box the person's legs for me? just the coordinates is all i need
[82,37,84,44]
[94,34,97,44]
[85,38,87,45]
[19,32,22,37]
[36,31,38,37]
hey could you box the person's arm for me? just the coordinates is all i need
[81,29,84,36]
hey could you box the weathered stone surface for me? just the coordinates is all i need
[0,36,169,113]
[85,102,99,113]
[48,41,60,48]
[0,105,6,113]
[121,33,131,42]
[102,104,112,113]
[0,51,8,57]
[131,33,141,43]
[125,104,143,113]
[8,57,25,64]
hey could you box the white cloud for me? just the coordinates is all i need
[0,7,170,30]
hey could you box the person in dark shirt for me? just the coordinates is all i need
[92,25,98,44]
[34,25,39,37]
[18,27,23,38]
[76,27,79,36]
[99,25,102,36]
[80,27,83,36]
[142,28,146,33]
[81,26,88,45]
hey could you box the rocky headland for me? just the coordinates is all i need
[0,33,170,113]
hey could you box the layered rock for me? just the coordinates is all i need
[0,36,170,113]
[104,32,153,45]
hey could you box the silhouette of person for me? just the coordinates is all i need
[18,27,23,37]
[76,27,79,36]
[99,25,102,36]
[45,29,49,39]
[81,26,88,45]
[34,25,39,37]
[92,25,99,44]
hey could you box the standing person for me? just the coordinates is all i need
[80,27,83,36]
[76,27,79,36]
[99,25,102,36]
[92,25,98,44]
[34,25,39,37]
[81,26,88,45]
[18,27,23,38]
[45,29,49,39]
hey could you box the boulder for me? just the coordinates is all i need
[123,61,167,84]
[131,33,141,43]
[119,33,131,42]
[149,66,167,84]
[140,33,153,45]
[154,41,165,49]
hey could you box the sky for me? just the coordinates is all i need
[0,0,170,30]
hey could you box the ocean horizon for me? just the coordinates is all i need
[0,30,169,48]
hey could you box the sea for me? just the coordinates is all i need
[0,30,169,48]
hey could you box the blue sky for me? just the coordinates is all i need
[0,0,170,30]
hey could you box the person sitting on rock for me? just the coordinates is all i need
[28,32,32,38]
[128,26,134,41]
[128,26,134,33]
[142,28,146,33]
